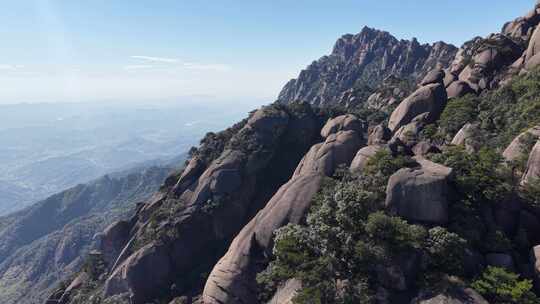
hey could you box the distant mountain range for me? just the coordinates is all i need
[0,160,178,304]
[0,101,258,215]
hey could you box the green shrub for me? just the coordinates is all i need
[438,94,479,137]
[364,212,426,251]
[426,227,467,275]
[431,146,512,204]
[472,267,540,304]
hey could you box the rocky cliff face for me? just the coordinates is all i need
[277,27,457,107]
[0,165,171,304]
[48,2,540,304]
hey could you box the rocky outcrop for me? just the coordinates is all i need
[391,113,430,148]
[350,145,384,173]
[277,27,457,106]
[503,3,540,42]
[70,105,322,304]
[522,140,540,185]
[320,114,364,138]
[503,126,540,162]
[385,158,453,224]
[446,80,475,99]
[388,83,447,132]
[451,123,480,152]
[202,128,363,304]
[368,124,391,145]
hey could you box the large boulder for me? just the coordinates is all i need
[391,113,429,148]
[350,145,385,173]
[451,123,480,152]
[420,69,445,86]
[526,25,540,62]
[320,114,363,138]
[411,285,488,304]
[385,158,453,224]
[294,130,364,177]
[522,140,540,185]
[446,80,475,99]
[203,130,363,304]
[388,83,447,132]
[503,126,540,162]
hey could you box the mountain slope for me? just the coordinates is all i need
[0,165,173,304]
[49,2,540,304]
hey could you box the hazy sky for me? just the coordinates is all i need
[0,1,533,104]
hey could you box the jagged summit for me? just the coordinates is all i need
[277,26,457,106]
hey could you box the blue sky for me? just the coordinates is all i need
[0,1,533,104]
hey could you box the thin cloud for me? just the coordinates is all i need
[0,64,25,70]
[124,65,154,70]
[183,63,231,71]
[130,56,179,63]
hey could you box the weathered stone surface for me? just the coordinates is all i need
[202,173,322,304]
[526,26,540,62]
[388,83,447,132]
[104,244,172,303]
[451,123,479,152]
[446,80,475,99]
[100,220,131,267]
[368,124,391,145]
[522,140,540,185]
[420,69,445,86]
[385,158,452,224]
[412,141,441,156]
[267,279,302,304]
[350,145,384,173]
[412,286,488,304]
[320,114,363,138]
[294,130,363,177]
[391,113,429,148]
[444,70,458,87]
[503,126,540,162]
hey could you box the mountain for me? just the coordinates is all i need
[0,163,175,304]
[48,2,540,304]
[277,27,457,107]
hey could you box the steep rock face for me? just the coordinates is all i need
[0,166,170,304]
[68,104,323,304]
[385,158,453,224]
[277,27,457,106]
[202,118,364,304]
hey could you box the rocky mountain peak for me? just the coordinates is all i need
[277,27,457,106]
